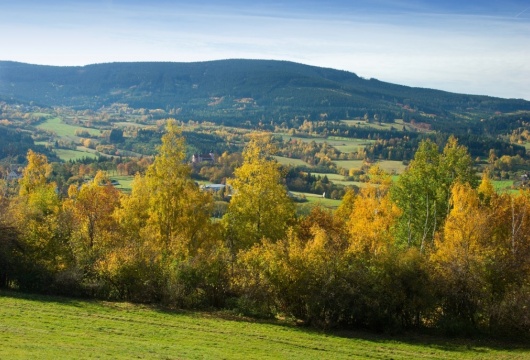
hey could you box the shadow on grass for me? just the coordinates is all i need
[328,328,530,355]
[0,289,88,308]
[175,307,530,355]
[2,289,529,356]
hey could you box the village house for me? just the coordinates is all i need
[5,170,22,182]
[191,152,215,164]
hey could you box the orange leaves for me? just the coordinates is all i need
[346,184,401,257]
[64,171,121,250]
[432,183,490,269]
[18,150,53,197]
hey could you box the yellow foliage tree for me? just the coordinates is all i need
[346,166,400,256]
[141,120,213,257]
[8,151,70,284]
[223,134,295,253]
[63,171,121,273]
[430,183,492,325]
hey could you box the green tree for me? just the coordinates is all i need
[392,138,475,251]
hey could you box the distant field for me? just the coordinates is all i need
[277,133,374,154]
[1,291,528,359]
[37,117,101,138]
[109,175,134,192]
[339,119,429,133]
[376,160,407,174]
[54,149,99,162]
[492,180,516,193]
[333,160,407,175]
[317,173,366,188]
[341,119,399,131]
[274,155,310,167]
[334,160,364,170]
[113,121,150,128]
[291,191,342,209]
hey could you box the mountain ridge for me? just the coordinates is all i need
[1,59,529,128]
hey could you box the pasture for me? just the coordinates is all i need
[273,155,310,167]
[291,191,342,209]
[54,149,99,162]
[1,291,528,359]
[109,175,135,192]
[36,117,101,138]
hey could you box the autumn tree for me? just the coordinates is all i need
[430,183,492,330]
[7,151,72,290]
[100,120,225,303]
[223,134,295,253]
[63,171,120,276]
[392,137,476,251]
[141,119,213,256]
[345,165,400,256]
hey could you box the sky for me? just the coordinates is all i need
[2,0,530,100]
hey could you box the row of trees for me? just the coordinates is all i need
[1,120,529,337]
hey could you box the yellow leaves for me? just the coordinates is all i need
[115,120,216,259]
[477,171,497,207]
[64,170,121,250]
[347,185,401,257]
[224,134,295,251]
[432,183,488,267]
[19,150,53,196]
[96,244,135,276]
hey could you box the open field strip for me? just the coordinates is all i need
[54,149,99,162]
[374,160,408,174]
[273,156,310,167]
[1,291,528,359]
[109,175,134,192]
[36,117,101,138]
[340,119,400,131]
[333,160,365,170]
[291,191,342,209]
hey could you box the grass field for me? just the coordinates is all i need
[291,191,343,209]
[376,160,408,174]
[37,117,101,138]
[333,160,407,175]
[277,133,374,154]
[1,291,529,359]
[109,175,135,192]
[54,149,99,162]
[273,155,309,167]
[341,119,400,131]
[334,160,365,170]
[492,180,517,193]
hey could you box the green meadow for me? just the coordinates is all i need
[291,191,342,209]
[54,149,99,162]
[273,155,310,167]
[109,175,135,192]
[37,117,101,138]
[1,291,528,360]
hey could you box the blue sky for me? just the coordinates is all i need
[2,0,530,99]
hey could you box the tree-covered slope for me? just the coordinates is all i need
[1,59,529,126]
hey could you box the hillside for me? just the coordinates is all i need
[1,291,528,359]
[2,59,530,128]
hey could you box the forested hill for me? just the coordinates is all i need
[1,59,530,126]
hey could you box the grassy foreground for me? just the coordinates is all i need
[1,291,529,359]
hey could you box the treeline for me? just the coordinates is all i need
[0,125,54,164]
[1,121,529,338]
